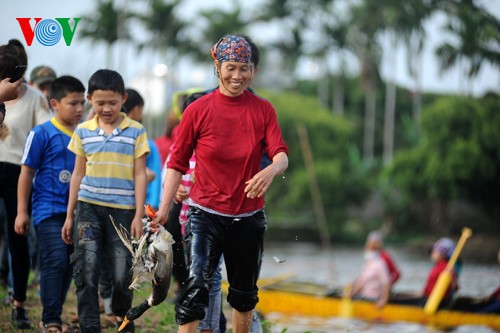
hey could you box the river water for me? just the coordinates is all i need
[240,241,500,333]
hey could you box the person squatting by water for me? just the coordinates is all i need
[153,34,289,333]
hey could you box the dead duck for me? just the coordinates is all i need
[110,204,175,331]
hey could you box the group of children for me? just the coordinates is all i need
[24,69,151,332]
[1,34,273,333]
[0,37,164,332]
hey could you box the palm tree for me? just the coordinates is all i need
[347,1,383,163]
[377,0,434,164]
[185,4,250,62]
[435,1,500,95]
[313,2,350,115]
[78,0,131,68]
[253,0,314,87]
[136,0,185,64]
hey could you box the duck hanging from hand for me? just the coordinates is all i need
[110,203,175,331]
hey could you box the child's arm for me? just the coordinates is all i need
[62,155,86,245]
[131,154,147,239]
[14,165,36,236]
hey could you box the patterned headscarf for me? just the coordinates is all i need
[211,35,252,64]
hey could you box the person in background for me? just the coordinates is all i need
[29,65,57,105]
[346,234,391,308]
[123,88,162,210]
[365,231,401,286]
[160,90,200,303]
[0,73,22,125]
[154,34,288,333]
[474,249,500,313]
[24,66,56,290]
[155,110,180,165]
[0,49,24,305]
[423,238,459,305]
[15,75,85,333]
[61,69,150,333]
[393,237,459,309]
[0,38,52,329]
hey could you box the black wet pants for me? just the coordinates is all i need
[175,208,266,325]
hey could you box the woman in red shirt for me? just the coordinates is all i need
[392,237,458,308]
[423,238,459,301]
[154,35,288,333]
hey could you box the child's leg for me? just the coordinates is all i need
[73,202,106,332]
[199,257,223,333]
[106,207,135,320]
[36,214,72,326]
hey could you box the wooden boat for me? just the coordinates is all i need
[223,278,500,330]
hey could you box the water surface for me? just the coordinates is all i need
[239,241,500,333]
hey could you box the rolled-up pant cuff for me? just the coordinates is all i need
[227,286,259,312]
[175,303,206,325]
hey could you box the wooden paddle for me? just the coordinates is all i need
[424,227,473,315]
[339,284,353,318]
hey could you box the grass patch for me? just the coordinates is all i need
[0,276,178,332]
[0,276,281,332]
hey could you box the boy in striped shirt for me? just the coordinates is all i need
[62,69,149,333]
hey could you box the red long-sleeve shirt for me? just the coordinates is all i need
[423,259,458,300]
[167,89,288,216]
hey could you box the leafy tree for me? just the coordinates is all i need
[386,95,500,234]
[258,90,371,237]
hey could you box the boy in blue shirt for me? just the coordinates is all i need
[62,69,149,333]
[16,75,85,332]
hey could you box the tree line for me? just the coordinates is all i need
[77,0,500,240]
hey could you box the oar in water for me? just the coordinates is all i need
[339,284,353,318]
[424,227,473,315]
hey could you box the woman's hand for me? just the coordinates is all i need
[245,152,288,199]
[130,216,144,239]
[244,167,273,199]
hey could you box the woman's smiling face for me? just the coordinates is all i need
[217,61,253,97]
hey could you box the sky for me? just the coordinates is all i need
[2,0,500,113]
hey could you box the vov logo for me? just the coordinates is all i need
[16,18,81,46]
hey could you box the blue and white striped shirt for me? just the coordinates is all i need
[68,113,150,209]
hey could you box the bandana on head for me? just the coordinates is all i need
[211,35,252,64]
